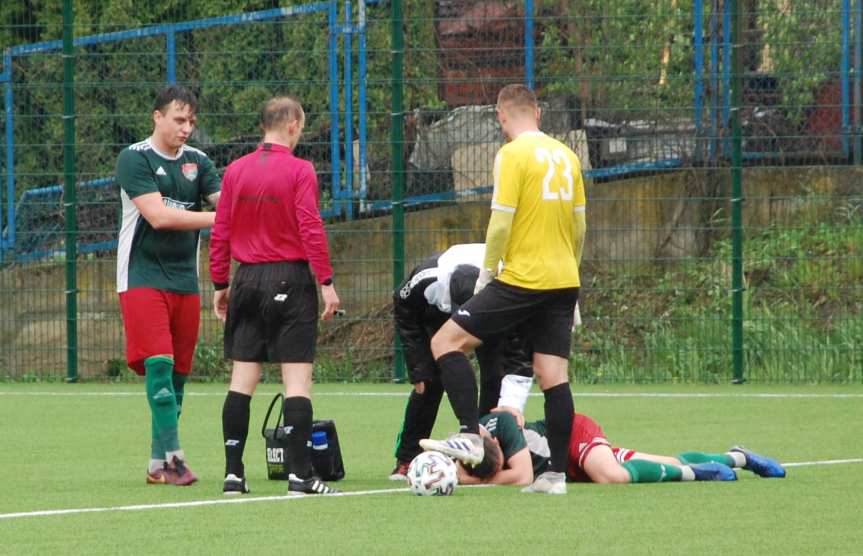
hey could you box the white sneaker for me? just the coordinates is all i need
[521,471,567,494]
[419,433,484,465]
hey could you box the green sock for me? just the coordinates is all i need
[150,414,165,460]
[622,459,683,483]
[172,373,187,419]
[678,451,735,467]
[144,356,180,454]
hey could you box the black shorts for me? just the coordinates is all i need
[451,280,578,359]
[224,261,318,363]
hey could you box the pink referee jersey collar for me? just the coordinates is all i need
[259,142,294,154]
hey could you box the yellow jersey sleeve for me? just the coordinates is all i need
[570,151,586,209]
[491,147,520,212]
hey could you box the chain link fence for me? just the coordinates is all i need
[1,0,861,383]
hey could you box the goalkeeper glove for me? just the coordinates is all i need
[572,301,582,332]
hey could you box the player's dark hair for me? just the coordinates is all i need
[153,85,198,114]
[464,436,501,480]
[261,96,305,131]
[497,84,538,116]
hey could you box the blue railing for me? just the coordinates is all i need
[694,0,854,162]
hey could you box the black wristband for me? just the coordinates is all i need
[322,277,333,286]
[213,282,230,291]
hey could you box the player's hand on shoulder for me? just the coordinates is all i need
[491,405,525,428]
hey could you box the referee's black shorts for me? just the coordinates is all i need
[451,279,578,359]
[224,261,318,363]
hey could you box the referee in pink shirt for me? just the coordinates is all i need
[210,96,340,496]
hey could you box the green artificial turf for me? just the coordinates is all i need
[1,383,861,554]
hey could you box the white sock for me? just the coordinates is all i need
[680,466,696,481]
[727,452,747,468]
[165,449,186,464]
[149,459,166,473]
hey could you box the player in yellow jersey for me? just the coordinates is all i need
[427,84,586,494]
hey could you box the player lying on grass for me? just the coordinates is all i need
[421,384,785,486]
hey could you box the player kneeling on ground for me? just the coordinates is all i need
[389,243,533,480]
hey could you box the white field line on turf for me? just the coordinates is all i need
[1,391,862,399]
[783,458,863,467]
[0,485,495,521]
[0,459,859,521]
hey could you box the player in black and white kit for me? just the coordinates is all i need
[389,244,533,480]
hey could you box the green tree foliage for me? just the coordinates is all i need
[536,0,695,123]
[535,0,844,128]
[0,0,441,198]
[758,0,842,123]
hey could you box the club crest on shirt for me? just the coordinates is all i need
[181,162,198,181]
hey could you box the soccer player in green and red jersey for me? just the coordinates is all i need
[115,85,221,486]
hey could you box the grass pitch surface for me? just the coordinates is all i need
[1,383,861,554]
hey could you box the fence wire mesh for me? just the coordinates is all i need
[1,0,861,383]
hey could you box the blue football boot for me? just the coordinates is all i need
[690,462,737,481]
[730,445,786,478]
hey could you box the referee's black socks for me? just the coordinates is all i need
[283,396,314,478]
[543,382,575,473]
[437,351,480,434]
[222,390,252,478]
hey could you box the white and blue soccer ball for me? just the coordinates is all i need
[406,451,458,496]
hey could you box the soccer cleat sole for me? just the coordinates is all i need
[521,472,567,494]
[146,471,169,485]
[419,436,483,466]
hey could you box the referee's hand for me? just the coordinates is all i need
[320,284,341,321]
[214,288,230,323]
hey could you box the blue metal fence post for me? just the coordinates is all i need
[329,1,341,217]
[0,56,7,262]
[358,0,368,212]
[855,0,862,164]
[721,0,732,155]
[694,0,705,160]
[344,1,354,220]
[4,51,14,251]
[842,0,852,157]
[166,29,177,84]
[709,0,720,161]
[524,0,535,89]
